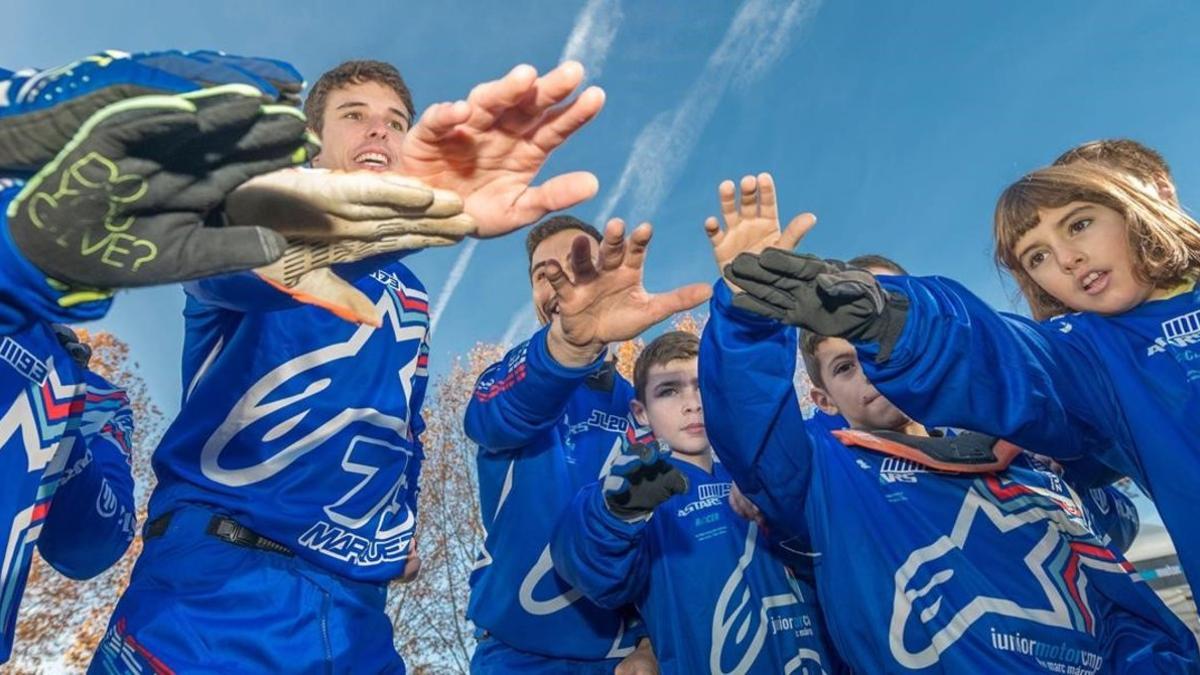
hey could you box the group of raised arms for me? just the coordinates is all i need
[0,48,1195,675]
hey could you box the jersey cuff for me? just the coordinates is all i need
[527,324,606,381]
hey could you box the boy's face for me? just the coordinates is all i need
[311,80,411,173]
[529,230,599,326]
[1014,200,1155,316]
[631,357,710,457]
[810,337,913,431]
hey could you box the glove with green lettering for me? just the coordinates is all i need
[603,439,689,523]
[5,84,317,289]
[726,248,909,361]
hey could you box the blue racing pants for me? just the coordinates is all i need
[88,504,404,674]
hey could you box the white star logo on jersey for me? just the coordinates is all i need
[888,480,1130,669]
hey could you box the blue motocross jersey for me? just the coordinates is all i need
[551,457,837,675]
[699,282,1199,674]
[0,186,124,664]
[858,276,1200,591]
[0,320,86,663]
[465,326,643,661]
[0,183,111,334]
[148,259,428,582]
[39,370,136,581]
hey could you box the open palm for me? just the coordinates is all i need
[704,173,815,291]
[399,61,605,239]
[547,220,711,357]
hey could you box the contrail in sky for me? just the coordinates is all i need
[428,238,477,335]
[560,0,624,79]
[597,0,822,224]
[500,306,540,347]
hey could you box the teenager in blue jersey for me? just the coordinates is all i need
[0,50,335,667]
[702,173,1198,673]
[550,330,840,674]
[91,58,612,673]
[723,141,1200,600]
[0,326,136,663]
[466,215,710,673]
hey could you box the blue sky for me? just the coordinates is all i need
[4,1,1198,540]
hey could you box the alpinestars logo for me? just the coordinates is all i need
[678,481,732,517]
[712,522,827,674]
[879,457,930,484]
[888,476,1126,670]
[1147,309,1200,355]
[200,281,427,568]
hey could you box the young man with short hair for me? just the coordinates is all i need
[698,172,1198,672]
[550,330,838,674]
[91,57,607,673]
[466,214,708,673]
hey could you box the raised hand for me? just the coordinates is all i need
[398,61,605,238]
[725,249,910,361]
[5,85,316,290]
[0,49,305,173]
[225,168,474,240]
[225,168,474,327]
[543,219,711,367]
[703,172,815,293]
[603,440,689,523]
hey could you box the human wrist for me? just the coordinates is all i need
[546,323,604,368]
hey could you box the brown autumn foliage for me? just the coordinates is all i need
[387,342,504,674]
[3,330,164,674]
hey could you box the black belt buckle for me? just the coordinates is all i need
[206,515,294,557]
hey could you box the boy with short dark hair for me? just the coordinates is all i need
[550,331,837,674]
[466,210,708,673]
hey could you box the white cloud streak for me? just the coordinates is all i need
[500,306,540,347]
[428,238,478,335]
[560,0,624,78]
[597,0,822,224]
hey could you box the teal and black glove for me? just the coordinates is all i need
[5,85,317,289]
[725,248,909,361]
[0,49,304,174]
[603,439,689,523]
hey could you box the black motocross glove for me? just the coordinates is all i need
[0,50,305,174]
[603,440,689,523]
[50,323,92,367]
[725,248,910,361]
[5,85,318,289]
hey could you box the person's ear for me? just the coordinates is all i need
[810,387,839,416]
[306,127,322,167]
[1153,173,1178,205]
[630,399,650,427]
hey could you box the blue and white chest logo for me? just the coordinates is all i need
[713,522,827,675]
[888,475,1125,671]
[199,281,429,567]
[677,481,732,517]
[1147,309,1200,356]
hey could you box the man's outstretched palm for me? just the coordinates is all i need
[399,61,605,238]
[546,219,710,364]
[704,172,815,291]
